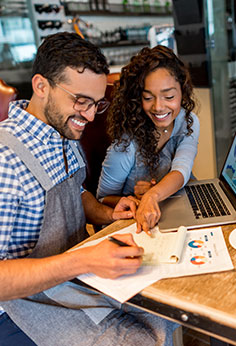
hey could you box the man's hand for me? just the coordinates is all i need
[85,233,144,279]
[135,191,161,236]
[134,179,156,200]
[112,196,140,220]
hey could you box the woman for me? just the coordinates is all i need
[97,45,200,234]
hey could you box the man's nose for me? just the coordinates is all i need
[80,105,97,122]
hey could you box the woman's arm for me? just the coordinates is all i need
[97,142,136,202]
[136,113,200,234]
[171,113,200,185]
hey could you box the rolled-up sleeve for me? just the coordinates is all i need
[97,143,135,199]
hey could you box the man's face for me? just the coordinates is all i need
[44,67,107,140]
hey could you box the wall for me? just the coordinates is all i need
[192,88,217,180]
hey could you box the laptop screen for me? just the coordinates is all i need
[221,134,236,195]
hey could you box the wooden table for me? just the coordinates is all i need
[78,220,236,345]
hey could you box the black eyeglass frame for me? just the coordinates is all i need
[48,80,110,114]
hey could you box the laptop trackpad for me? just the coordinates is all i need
[158,191,192,231]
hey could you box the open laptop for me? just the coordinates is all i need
[158,134,236,231]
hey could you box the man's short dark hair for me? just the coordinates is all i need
[32,32,109,84]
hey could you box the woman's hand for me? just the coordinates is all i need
[134,179,156,200]
[135,172,184,235]
[135,190,161,235]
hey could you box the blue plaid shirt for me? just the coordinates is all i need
[0,100,84,260]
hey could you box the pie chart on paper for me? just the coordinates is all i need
[190,256,207,265]
[188,240,204,248]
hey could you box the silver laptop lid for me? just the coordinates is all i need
[219,133,236,208]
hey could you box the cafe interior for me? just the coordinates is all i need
[1,0,236,345]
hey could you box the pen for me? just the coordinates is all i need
[108,236,130,247]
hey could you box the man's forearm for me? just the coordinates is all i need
[81,191,114,225]
[100,195,122,208]
[0,248,92,301]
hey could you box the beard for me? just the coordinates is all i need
[44,93,80,140]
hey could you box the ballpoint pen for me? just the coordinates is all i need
[108,236,131,247]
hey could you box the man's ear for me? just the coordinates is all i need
[32,74,49,97]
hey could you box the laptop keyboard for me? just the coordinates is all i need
[185,183,231,219]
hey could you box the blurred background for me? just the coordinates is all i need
[1,0,236,181]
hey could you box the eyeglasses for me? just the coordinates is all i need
[55,83,110,114]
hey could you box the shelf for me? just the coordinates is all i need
[66,10,172,16]
[64,2,172,16]
[99,40,149,48]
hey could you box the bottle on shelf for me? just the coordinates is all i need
[165,0,171,13]
[132,0,142,12]
[142,0,150,12]
[122,0,129,12]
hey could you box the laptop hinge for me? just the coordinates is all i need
[219,180,236,211]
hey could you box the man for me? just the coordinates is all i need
[0,32,177,345]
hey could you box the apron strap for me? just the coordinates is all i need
[70,141,86,168]
[0,130,53,191]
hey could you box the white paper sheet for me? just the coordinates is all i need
[134,225,187,264]
[73,224,234,303]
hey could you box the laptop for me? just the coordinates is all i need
[158,134,236,232]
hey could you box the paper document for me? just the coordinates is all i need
[73,224,234,303]
[136,225,187,264]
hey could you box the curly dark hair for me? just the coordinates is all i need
[107,45,195,176]
[32,32,109,85]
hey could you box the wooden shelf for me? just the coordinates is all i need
[99,40,149,48]
[64,2,172,16]
[67,10,172,16]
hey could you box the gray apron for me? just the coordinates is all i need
[0,131,118,344]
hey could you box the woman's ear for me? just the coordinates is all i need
[32,74,49,98]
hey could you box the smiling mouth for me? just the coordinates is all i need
[153,112,170,119]
[71,118,87,127]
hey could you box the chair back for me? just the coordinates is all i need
[80,83,115,195]
[0,79,18,121]
[107,72,120,84]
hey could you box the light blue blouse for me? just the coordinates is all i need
[97,108,200,199]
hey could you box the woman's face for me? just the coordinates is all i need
[142,67,182,130]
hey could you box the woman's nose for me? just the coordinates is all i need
[152,97,165,111]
